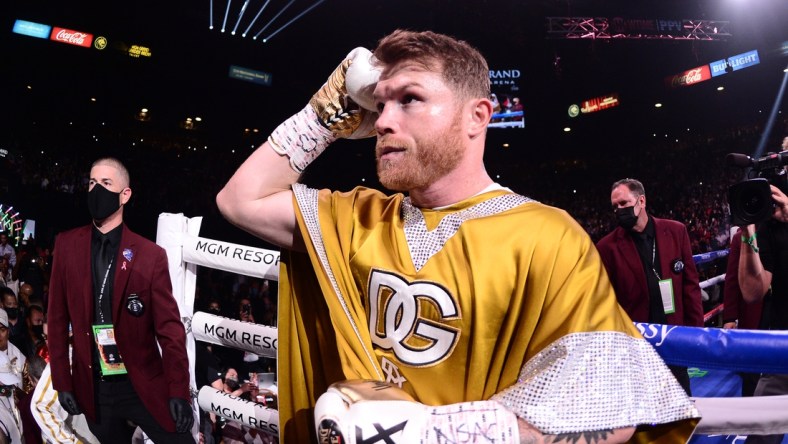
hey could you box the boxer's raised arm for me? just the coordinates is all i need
[216,141,302,250]
[216,48,379,250]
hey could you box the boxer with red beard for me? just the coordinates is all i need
[217,30,700,444]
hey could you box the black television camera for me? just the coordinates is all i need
[727,150,788,226]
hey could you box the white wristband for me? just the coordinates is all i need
[268,105,336,173]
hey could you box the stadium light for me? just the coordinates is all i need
[231,0,250,35]
[243,0,272,37]
[221,0,233,32]
[263,0,327,42]
[254,0,296,40]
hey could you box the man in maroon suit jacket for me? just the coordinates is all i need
[596,178,704,394]
[47,157,194,443]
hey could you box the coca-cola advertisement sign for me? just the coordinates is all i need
[50,27,93,48]
[666,65,711,88]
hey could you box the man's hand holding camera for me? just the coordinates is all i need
[771,184,788,223]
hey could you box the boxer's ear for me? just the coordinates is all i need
[467,97,493,138]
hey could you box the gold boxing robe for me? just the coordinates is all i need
[277,184,699,443]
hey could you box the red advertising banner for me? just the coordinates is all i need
[50,27,93,48]
[666,65,711,88]
[581,93,620,114]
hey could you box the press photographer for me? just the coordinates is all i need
[735,137,788,443]
[727,146,788,226]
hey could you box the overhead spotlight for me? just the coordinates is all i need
[654,103,663,108]
[563,127,571,132]
[717,86,725,91]
[502,143,509,148]
[262,0,327,43]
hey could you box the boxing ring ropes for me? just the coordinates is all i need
[155,213,788,442]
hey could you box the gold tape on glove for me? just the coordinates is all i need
[309,59,375,139]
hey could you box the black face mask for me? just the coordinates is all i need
[208,308,221,315]
[615,206,639,231]
[225,379,240,391]
[88,184,122,221]
[5,308,18,320]
[31,324,44,337]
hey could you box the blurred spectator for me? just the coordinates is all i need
[0,291,24,348]
[14,252,47,305]
[19,355,47,444]
[217,368,275,444]
[195,341,223,444]
[0,234,16,270]
[15,285,33,314]
[12,305,46,360]
[206,299,222,317]
[238,297,255,324]
[0,258,17,296]
[0,308,26,444]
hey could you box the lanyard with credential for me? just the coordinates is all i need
[97,258,114,323]
[651,240,662,280]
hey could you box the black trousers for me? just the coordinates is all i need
[87,378,195,444]
[668,365,692,396]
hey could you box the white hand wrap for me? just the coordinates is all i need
[315,380,519,444]
[268,105,336,173]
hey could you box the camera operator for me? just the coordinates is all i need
[738,137,788,444]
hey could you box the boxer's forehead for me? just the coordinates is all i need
[379,58,441,81]
[374,61,445,99]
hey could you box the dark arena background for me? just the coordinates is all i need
[2,0,788,443]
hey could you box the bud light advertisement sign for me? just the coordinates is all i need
[709,50,760,77]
